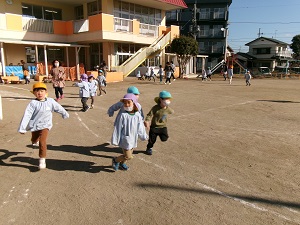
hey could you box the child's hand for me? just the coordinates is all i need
[144,121,150,130]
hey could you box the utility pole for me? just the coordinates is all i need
[258,28,263,38]
[191,2,199,73]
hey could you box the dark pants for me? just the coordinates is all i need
[171,73,175,79]
[147,127,169,149]
[81,97,89,111]
[31,129,49,158]
[54,87,63,99]
[165,77,171,84]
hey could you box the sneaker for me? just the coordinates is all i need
[83,106,90,112]
[169,83,171,85]
[173,79,176,81]
[119,163,129,171]
[55,98,60,102]
[145,148,153,155]
[32,141,39,147]
[39,158,46,169]
[112,158,120,171]
[90,105,94,109]
[60,95,64,99]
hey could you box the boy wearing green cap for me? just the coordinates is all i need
[144,91,174,155]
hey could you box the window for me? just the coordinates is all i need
[199,8,210,20]
[214,8,225,19]
[38,47,64,62]
[75,5,84,20]
[197,25,209,37]
[22,3,62,20]
[253,48,271,55]
[113,0,162,25]
[87,0,102,16]
[90,43,103,69]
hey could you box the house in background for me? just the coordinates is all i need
[236,37,293,73]
[0,0,186,80]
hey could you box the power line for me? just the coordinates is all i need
[230,22,300,24]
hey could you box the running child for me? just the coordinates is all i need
[97,70,107,96]
[107,86,144,122]
[111,93,148,171]
[74,74,90,112]
[88,75,98,109]
[158,65,164,84]
[245,70,252,86]
[144,91,174,155]
[18,82,69,169]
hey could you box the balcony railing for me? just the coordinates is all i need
[275,51,293,58]
[0,14,6,30]
[22,17,53,33]
[114,17,133,33]
[139,23,158,37]
[73,19,89,33]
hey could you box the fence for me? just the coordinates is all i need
[114,17,133,33]
[22,17,53,33]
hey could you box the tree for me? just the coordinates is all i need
[290,35,300,58]
[170,35,198,78]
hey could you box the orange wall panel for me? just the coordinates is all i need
[89,14,102,32]
[53,20,68,35]
[66,21,74,35]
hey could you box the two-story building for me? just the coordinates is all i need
[0,0,187,80]
[166,0,232,72]
[236,37,293,73]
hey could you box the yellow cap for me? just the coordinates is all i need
[32,82,47,92]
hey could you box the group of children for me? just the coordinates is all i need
[73,70,107,111]
[18,81,174,172]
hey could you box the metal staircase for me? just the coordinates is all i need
[211,60,225,73]
[112,31,172,77]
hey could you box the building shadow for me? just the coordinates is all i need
[257,100,300,103]
[135,183,300,209]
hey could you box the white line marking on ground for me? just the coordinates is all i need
[138,157,167,171]
[197,182,300,224]
[75,112,99,137]
[7,138,14,143]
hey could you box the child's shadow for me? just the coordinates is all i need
[47,143,148,157]
[10,156,114,173]
[47,143,121,158]
[0,149,38,172]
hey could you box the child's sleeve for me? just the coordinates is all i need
[18,101,35,133]
[52,100,69,119]
[145,107,154,122]
[111,114,124,146]
[107,102,122,117]
[137,115,148,141]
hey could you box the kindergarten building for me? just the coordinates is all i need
[0,0,186,81]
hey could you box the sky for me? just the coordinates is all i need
[228,0,300,53]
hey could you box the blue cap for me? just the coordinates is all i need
[127,86,140,95]
[159,90,172,99]
[98,70,103,73]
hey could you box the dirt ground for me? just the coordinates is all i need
[0,76,299,225]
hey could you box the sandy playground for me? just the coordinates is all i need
[0,76,299,225]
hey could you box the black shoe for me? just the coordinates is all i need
[145,148,152,155]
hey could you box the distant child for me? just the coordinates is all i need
[228,65,234,84]
[245,70,252,86]
[108,86,144,123]
[111,93,148,171]
[18,82,69,169]
[74,74,90,112]
[158,65,164,83]
[88,75,98,108]
[149,67,156,82]
[164,63,172,85]
[97,70,107,96]
[206,67,212,81]
[202,69,207,82]
[144,91,174,155]
[136,71,143,80]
